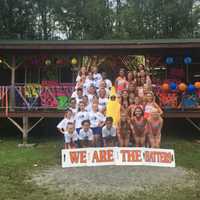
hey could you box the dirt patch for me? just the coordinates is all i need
[31,165,197,198]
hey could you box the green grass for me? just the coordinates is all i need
[0,134,200,200]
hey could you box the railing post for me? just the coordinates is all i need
[10,56,16,111]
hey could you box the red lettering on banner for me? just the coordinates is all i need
[120,150,142,162]
[144,151,172,163]
[92,150,114,163]
[70,151,87,163]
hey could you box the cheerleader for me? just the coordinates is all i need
[117,112,132,147]
[120,90,129,112]
[115,68,127,95]
[131,107,149,147]
[128,96,143,119]
[89,103,105,147]
[144,92,163,119]
[148,108,163,148]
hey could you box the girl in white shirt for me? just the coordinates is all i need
[57,109,74,134]
[75,101,89,134]
[92,66,102,88]
[98,88,108,113]
[89,103,105,147]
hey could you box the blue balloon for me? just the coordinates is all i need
[165,57,174,65]
[187,84,196,93]
[170,82,177,90]
[184,57,192,64]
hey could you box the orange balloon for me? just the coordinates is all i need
[178,83,187,92]
[194,82,200,89]
[161,83,169,92]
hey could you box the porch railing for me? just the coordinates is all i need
[0,84,75,114]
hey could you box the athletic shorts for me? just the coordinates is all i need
[76,128,81,135]
[91,127,102,135]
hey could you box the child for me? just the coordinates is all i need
[79,120,94,148]
[128,96,143,119]
[98,88,108,113]
[120,90,129,112]
[92,66,102,88]
[102,117,117,147]
[131,107,149,147]
[144,92,163,119]
[75,101,89,134]
[83,72,95,95]
[101,71,112,90]
[63,122,78,149]
[115,68,127,95]
[57,109,74,134]
[87,85,97,104]
[68,98,77,116]
[117,112,132,147]
[89,103,105,147]
[148,108,163,148]
[71,88,83,104]
[76,66,87,82]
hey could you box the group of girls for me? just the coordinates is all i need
[57,64,164,149]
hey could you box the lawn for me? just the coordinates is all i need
[0,130,200,200]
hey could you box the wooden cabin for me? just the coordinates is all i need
[0,39,200,144]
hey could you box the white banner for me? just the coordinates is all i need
[62,147,175,168]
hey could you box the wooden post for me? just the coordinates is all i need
[22,116,29,144]
[10,56,16,111]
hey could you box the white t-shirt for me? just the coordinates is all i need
[83,79,94,95]
[98,97,108,111]
[79,128,93,141]
[102,126,117,138]
[75,111,89,129]
[68,107,77,116]
[89,111,105,128]
[105,79,112,90]
[57,117,74,130]
[87,94,95,104]
[71,92,83,104]
[93,73,102,88]
[63,131,78,143]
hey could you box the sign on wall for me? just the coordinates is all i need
[62,147,175,168]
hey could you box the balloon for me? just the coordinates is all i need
[178,83,187,92]
[194,82,200,89]
[71,58,78,65]
[161,83,169,92]
[170,82,177,91]
[187,84,196,93]
[45,59,51,65]
[165,57,174,65]
[184,57,192,64]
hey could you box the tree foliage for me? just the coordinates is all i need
[0,0,199,40]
